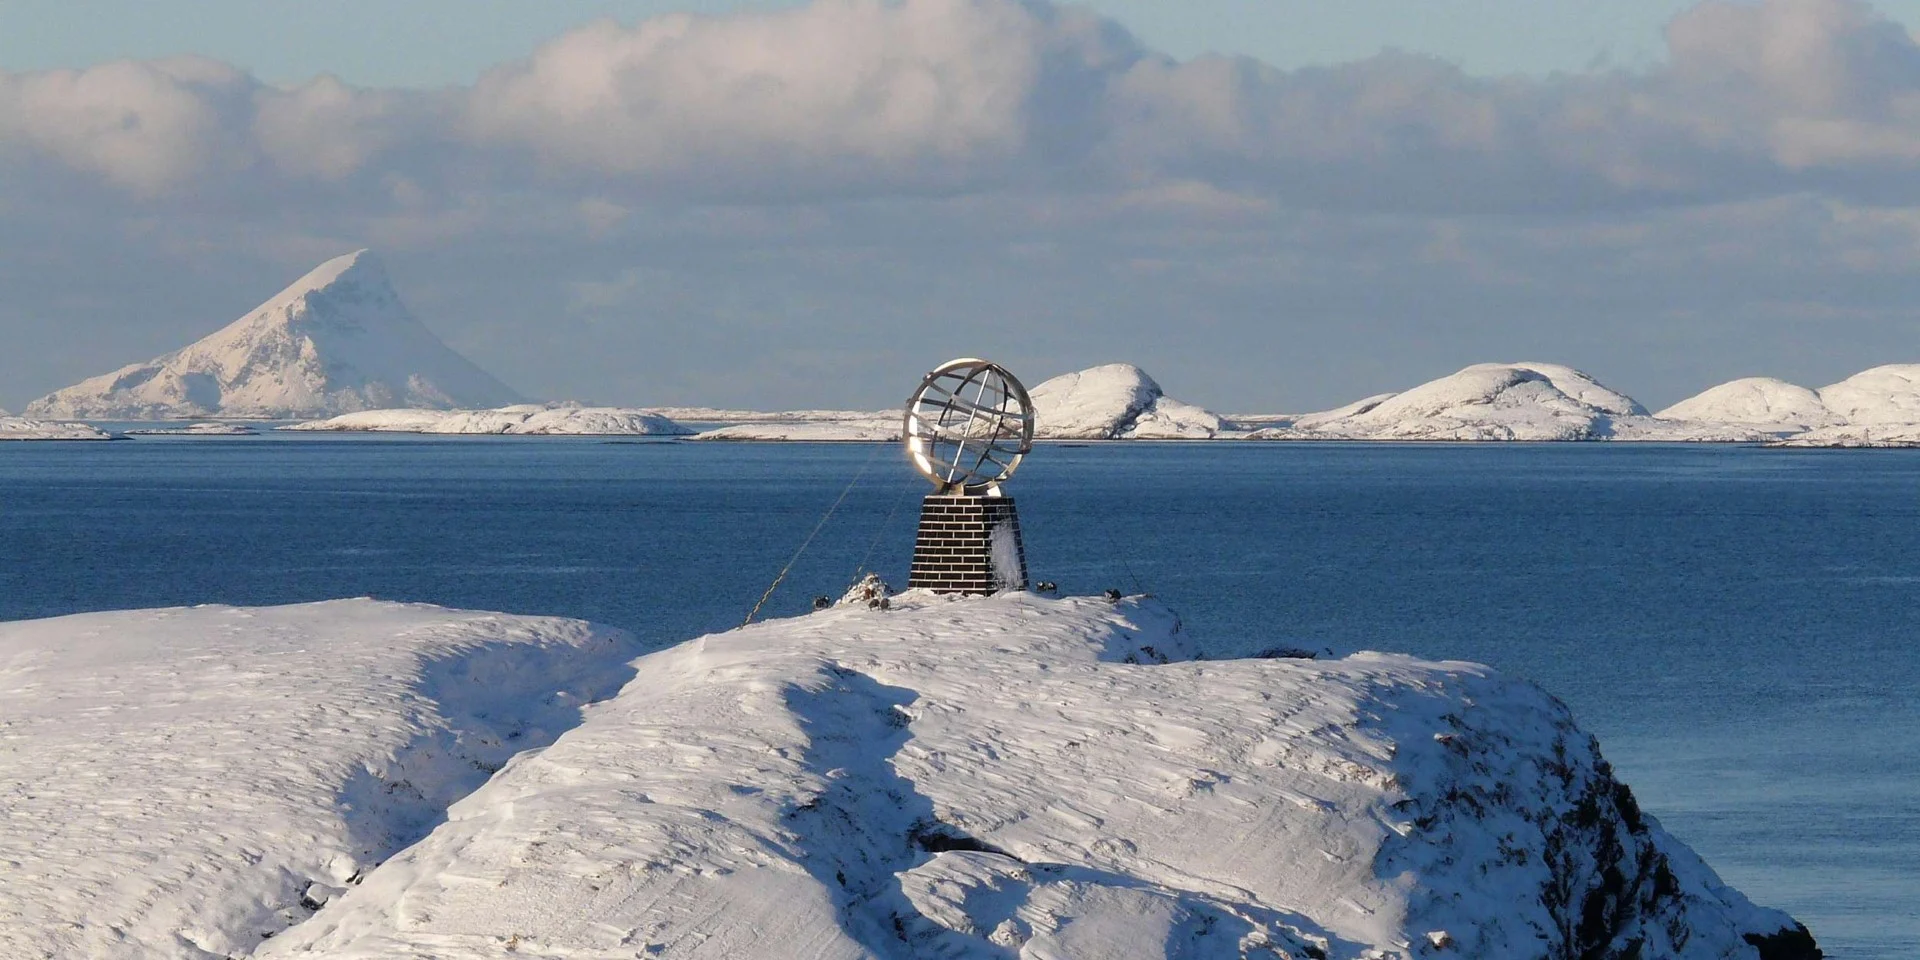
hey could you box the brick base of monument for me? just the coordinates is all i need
[908,494,1028,595]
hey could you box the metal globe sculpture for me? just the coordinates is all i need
[904,358,1035,494]
[903,358,1032,595]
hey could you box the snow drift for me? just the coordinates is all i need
[26,251,523,420]
[285,404,691,436]
[0,601,642,959]
[263,592,1815,959]
[0,415,113,440]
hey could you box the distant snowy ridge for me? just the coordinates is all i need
[1246,362,1766,442]
[0,415,113,440]
[653,406,894,423]
[286,403,692,436]
[0,601,642,960]
[264,592,1816,959]
[26,250,523,420]
[689,363,1229,441]
[693,417,902,441]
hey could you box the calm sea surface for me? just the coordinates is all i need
[1,436,1914,957]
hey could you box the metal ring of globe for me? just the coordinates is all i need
[904,358,1035,493]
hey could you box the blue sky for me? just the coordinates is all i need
[4,0,1920,412]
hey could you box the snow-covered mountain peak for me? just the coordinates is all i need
[255,248,393,329]
[26,251,523,419]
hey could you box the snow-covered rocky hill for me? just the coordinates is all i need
[1656,365,1920,446]
[0,601,642,960]
[1030,363,1228,439]
[1250,363,1765,442]
[285,404,691,436]
[74,592,1799,960]
[26,251,523,420]
[1813,364,1920,425]
[1655,378,1842,432]
[0,415,113,440]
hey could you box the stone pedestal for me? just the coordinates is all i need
[908,494,1027,595]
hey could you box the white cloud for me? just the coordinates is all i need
[8,0,1920,210]
[0,56,253,195]
[463,0,1137,192]
[253,76,435,181]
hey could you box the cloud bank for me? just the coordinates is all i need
[4,0,1920,410]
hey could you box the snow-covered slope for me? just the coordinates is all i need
[266,592,1815,960]
[285,404,691,436]
[0,415,113,440]
[1030,364,1228,439]
[26,251,523,419]
[0,601,641,960]
[1290,392,1397,431]
[1656,378,1840,431]
[1815,364,1920,425]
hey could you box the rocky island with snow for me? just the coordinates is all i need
[1655,378,1842,432]
[0,592,1818,959]
[1029,363,1228,439]
[691,363,1229,442]
[123,422,259,436]
[1661,364,1920,447]
[692,414,902,441]
[26,251,523,420]
[0,415,114,441]
[1249,363,1769,443]
[285,404,692,436]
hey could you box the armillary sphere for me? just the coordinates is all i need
[903,358,1035,493]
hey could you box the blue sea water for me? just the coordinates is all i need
[1,435,1914,957]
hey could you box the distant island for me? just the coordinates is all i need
[5,249,1918,448]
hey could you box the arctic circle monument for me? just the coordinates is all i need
[903,358,1034,594]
